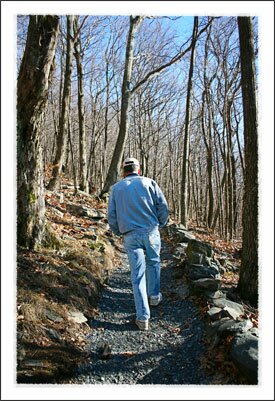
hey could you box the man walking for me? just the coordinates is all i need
[107,157,169,331]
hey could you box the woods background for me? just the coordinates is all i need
[16,13,259,305]
[17,15,256,237]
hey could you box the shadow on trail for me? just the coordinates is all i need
[69,241,213,385]
[90,318,136,332]
[81,332,207,385]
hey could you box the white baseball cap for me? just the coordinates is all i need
[122,157,140,168]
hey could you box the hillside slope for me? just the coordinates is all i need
[17,181,120,383]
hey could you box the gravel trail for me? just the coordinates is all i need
[69,241,213,385]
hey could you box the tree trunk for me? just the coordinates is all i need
[17,15,59,249]
[48,15,74,190]
[225,100,234,239]
[68,111,78,194]
[50,109,58,161]
[101,54,112,188]
[100,16,143,196]
[202,24,216,229]
[237,17,258,306]
[74,17,88,192]
[180,16,198,226]
[201,91,215,229]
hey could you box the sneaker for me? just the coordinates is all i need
[149,292,163,306]
[135,319,149,331]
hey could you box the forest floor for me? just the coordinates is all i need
[16,175,257,384]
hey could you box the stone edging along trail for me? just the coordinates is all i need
[63,240,214,385]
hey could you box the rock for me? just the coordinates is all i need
[204,290,226,300]
[174,243,188,256]
[248,327,259,337]
[46,328,61,340]
[174,229,196,243]
[67,310,87,324]
[203,257,225,275]
[212,298,244,316]
[67,204,105,220]
[191,278,221,292]
[186,239,213,259]
[174,284,190,299]
[225,261,239,272]
[95,221,109,230]
[163,223,195,243]
[188,252,203,265]
[207,307,229,321]
[22,360,48,368]
[206,318,230,336]
[211,318,253,336]
[222,305,243,320]
[231,332,258,383]
[186,263,220,280]
[45,309,64,323]
[165,223,186,233]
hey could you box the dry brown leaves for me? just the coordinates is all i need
[17,175,121,382]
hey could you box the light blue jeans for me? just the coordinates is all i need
[123,227,161,321]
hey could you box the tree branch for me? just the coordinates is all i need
[69,15,89,43]
[131,17,215,94]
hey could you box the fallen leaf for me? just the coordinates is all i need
[121,351,136,357]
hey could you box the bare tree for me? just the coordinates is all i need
[74,16,88,192]
[180,16,199,227]
[100,16,144,196]
[20,15,251,245]
[237,16,258,306]
[17,15,59,248]
[48,15,74,190]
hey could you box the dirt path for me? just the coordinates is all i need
[64,241,214,385]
